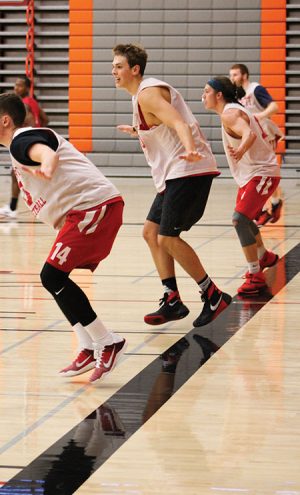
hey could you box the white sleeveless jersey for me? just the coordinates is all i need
[221,103,280,187]
[132,78,219,192]
[239,82,283,143]
[10,127,121,229]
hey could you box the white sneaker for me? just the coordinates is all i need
[0,205,17,219]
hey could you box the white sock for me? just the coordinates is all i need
[73,322,93,351]
[271,198,280,206]
[84,317,112,345]
[248,260,260,274]
[257,246,266,259]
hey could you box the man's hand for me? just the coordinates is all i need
[21,162,54,180]
[179,150,204,162]
[227,145,245,162]
[117,125,138,137]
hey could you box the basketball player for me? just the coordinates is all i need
[0,76,49,219]
[0,92,126,382]
[112,43,231,327]
[202,77,280,296]
[229,64,283,226]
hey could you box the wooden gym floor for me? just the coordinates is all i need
[0,174,299,495]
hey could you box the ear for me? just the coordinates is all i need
[0,114,10,128]
[132,64,141,76]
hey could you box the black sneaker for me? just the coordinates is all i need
[144,291,189,326]
[160,337,190,372]
[193,335,219,365]
[193,288,232,327]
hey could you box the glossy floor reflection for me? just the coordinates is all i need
[1,244,299,495]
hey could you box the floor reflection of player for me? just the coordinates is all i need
[143,338,189,422]
[193,334,220,366]
[42,403,125,494]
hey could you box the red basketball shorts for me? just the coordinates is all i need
[235,176,280,220]
[47,199,124,272]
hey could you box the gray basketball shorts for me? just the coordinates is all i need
[146,175,215,237]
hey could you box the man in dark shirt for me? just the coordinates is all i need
[230,64,284,226]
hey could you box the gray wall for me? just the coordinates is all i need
[89,0,261,171]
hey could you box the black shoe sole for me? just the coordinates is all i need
[144,307,190,326]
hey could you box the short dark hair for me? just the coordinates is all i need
[16,75,31,89]
[207,77,245,103]
[230,63,249,78]
[0,93,26,126]
[113,43,148,76]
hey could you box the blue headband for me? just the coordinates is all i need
[207,79,224,92]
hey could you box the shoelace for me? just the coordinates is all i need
[158,293,168,307]
[94,346,105,368]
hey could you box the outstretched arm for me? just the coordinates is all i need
[21,143,59,180]
[138,87,203,162]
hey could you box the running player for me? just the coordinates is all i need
[0,76,49,219]
[202,77,280,296]
[113,43,231,327]
[0,92,126,382]
[229,64,284,226]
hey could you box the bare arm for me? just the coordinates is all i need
[137,87,202,162]
[222,109,257,162]
[21,143,59,180]
[39,107,49,126]
[255,100,279,120]
[23,104,35,126]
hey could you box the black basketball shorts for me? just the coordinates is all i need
[146,174,215,237]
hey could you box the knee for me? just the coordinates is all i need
[40,262,68,294]
[232,211,255,247]
[143,222,158,246]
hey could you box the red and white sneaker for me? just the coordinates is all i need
[259,250,279,270]
[59,348,96,377]
[89,338,127,383]
[238,271,267,296]
[270,199,283,223]
[256,210,272,227]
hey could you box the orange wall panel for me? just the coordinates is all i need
[261,23,286,35]
[69,0,93,152]
[260,0,286,151]
[260,75,285,87]
[261,0,285,7]
[261,9,286,22]
[69,88,93,101]
[69,0,93,8]
[69,127,93,139]
[70,140,94,151]
[69,114,93,126]
[70,11,93,23]
[261,35,286,48]
[69,37,93,49]
[69,100,93,113]
[70,24,93,36]
[69,49,93,62]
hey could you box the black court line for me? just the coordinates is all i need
[0,243,299,495]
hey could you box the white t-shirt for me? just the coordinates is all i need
[9,127,121,229]
[132,78,220,193]
[239,82,283,143]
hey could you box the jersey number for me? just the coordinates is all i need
[50,242,71,265]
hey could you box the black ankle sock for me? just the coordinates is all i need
[10,198,18,211]
[162,277,178,293]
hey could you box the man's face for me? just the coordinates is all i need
[201,84,218,110]
[112,55,138,89]
[14,79,28,98]
[229,68,244,87]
